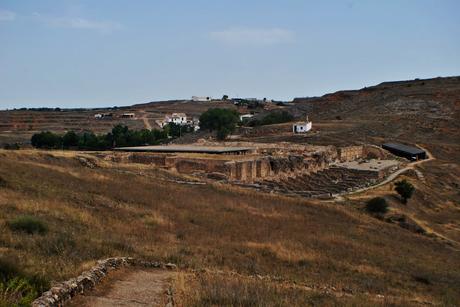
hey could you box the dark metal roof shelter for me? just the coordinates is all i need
[114,145,253,155]
[382,143,426,160]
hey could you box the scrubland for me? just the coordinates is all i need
[0,149,459,305]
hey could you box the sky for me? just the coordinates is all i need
[0,0,459,109]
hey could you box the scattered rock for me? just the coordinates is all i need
[165,263,177,270]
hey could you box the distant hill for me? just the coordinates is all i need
[290,76,460,149]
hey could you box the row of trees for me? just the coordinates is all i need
[31,124,175,150]
[245,111,294,127]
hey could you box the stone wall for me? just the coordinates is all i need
[103,144,345,183]
[337,146,364,162]
[129,153,168,166]
[32,257,176,307]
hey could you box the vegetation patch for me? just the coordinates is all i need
[394,180,415,204]
[199,108,240,140]
[0,256,49,307]
[365,197,389,214]
[31,124,170,150]
[175,273,336,306]
[7,215,48,235]
[248,110,294,126]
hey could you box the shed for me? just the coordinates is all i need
[382,143,426,161]
[292,116,312,133]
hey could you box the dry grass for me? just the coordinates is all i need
[0,149,459,305]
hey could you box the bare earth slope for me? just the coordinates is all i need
[0,150,459,305]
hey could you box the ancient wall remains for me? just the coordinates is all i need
[337,146,364,162]
[105,144,354,183]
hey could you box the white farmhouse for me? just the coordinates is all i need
[157,113,191,128]
[192,96,212,102]
[169,113,187,124]
[292,116,312,133]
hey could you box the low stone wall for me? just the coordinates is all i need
[337,146,364,162]
[32,257,176,307]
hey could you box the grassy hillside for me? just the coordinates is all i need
[0,150,459,305]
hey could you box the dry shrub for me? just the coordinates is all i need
[174,273,335,307]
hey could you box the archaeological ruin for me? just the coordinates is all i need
[103,142,401,199]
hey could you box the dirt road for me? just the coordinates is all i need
[68,268,174,307]
[335,144,435,198]
[139,111,152,130]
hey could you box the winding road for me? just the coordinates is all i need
[338,144,434,198]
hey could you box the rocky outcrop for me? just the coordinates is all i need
[32,257,176,307]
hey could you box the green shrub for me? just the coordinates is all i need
[394,180,415,204]
[247,111,294,127]
[0,277,37,307]
[365,197,388,214]
[7,216,48,235]
[0,256,49,307]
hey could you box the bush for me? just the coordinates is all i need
[0,277,37,307]
[31,131,62,149]
[394,180,415,204]
[7,216,48,235]
[365,197,388,214]
[0,256,49,307]
[247,111,294,127]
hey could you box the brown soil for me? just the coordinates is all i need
[68,268,174,307]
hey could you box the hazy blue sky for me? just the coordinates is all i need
[0,0,459,109]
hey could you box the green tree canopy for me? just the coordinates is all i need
[199,108,240,140]
[62,131,79,148]
[394,180,415,204]
[365,197,389,213]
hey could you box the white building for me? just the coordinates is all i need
[187,117,201,131]
[239,114,254,121]
[157,113,200,130]
[292,116,312,133]
[121,113,135,118]
[168,113,187,125]
[192,96,212,102]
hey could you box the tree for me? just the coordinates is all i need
[222,95,229,100]
[365,197,389,213]
[31,131,62,149]
[165,123,193,138]
[394,180,415,204]
[62,131,80,148]
[199,108,240,140]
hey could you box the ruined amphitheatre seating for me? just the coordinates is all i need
[256,166,378,198]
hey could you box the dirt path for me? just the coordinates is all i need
[139,111,152,130]
[336,144,435,198]
[68,268,174,307]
